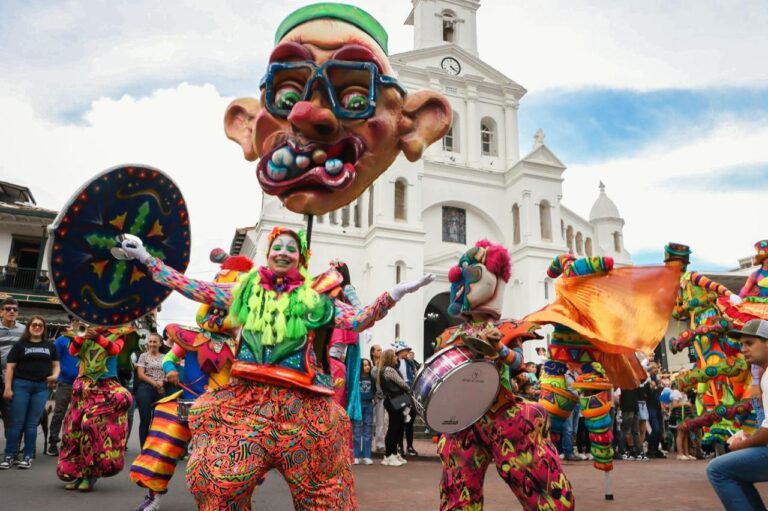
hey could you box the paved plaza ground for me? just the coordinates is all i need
[3,433,765,510]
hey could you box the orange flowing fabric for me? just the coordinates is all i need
[525,264,683,387]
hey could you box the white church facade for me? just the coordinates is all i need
[230,0,632,362]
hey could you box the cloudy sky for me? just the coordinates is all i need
[1,0,766,326]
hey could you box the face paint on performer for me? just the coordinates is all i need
[268,233,301,276]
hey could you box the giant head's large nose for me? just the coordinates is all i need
[288,101,340,140]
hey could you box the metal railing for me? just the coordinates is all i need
[0,266,52,293]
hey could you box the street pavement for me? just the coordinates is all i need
[3,432,765,510]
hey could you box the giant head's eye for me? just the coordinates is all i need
[339,88,370,111]
[274,85,302,110]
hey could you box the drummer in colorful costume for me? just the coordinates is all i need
[57,326,134,492]
[435,240,574,511]
[128,248,254,511]
[123,226,432,510]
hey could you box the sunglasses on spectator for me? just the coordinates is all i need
[4,307,18,312]
[30,323,45,328]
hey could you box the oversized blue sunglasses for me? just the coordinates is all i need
[259,60,407,120]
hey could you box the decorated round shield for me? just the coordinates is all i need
[48,164,191,326]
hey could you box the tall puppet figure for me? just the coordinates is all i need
[121,227,432,510]
[435,240,574,511]
[57,326,134,492]
[128,248,254,511]
[222,3,451,216]
[527,246,686,478]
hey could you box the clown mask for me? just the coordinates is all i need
[268,234,301,276]
[223,3,452,215]
[448,243,510,320]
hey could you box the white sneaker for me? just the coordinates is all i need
[388,455,404,467]
[396,453,407,464]
[363,458,374,465]
[381,455,391,466]
[353,458,360,465]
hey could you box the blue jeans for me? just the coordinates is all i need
[753,397,765,427]
[562,404,580,456]
[135,381,162,448]
[707,446,768,510]
[647,406,663,453]
[353,401,374,459]
[5,378,49,458]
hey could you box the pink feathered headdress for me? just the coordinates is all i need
[475,239,511,282]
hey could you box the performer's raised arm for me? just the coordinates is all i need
[332,274,434,332]
[117,235,233,309]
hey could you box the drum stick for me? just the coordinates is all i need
[604,471,614,501]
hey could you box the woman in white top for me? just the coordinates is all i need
[135,333,166,448]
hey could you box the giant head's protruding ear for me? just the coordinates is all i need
[398,91,452,162]
[224,98,262,161]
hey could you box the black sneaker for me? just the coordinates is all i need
[0,457,11,470]
[45,445,59,457]
[406,447,418,456]
[17,457,32,469]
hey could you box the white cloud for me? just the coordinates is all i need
[2,1,767,120]
[560,116,768,268]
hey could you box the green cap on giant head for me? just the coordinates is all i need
[275,2,389,54]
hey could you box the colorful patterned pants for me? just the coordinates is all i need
[130,399,192,492]
[186,380,356,511]
[438,399,575,511]
[57,377,132,480]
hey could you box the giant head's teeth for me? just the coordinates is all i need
[267,160,288,181]
[271,147,294,167]
[312,149,327,164]
[296,155,310,169]
[324,158,343,176]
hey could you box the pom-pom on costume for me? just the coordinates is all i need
[57,327,134,491]
[129,249,254,499]
[436,240,574,511]
[527,248,685,472]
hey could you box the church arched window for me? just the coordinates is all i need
[585,237,593,257]
[395,261,405,284]
[512,203,521,245]
[330,209,338,225]
[481,118,497,156]
[341,205,350,227]
[561,219,565,240]
[442,10,456,42]
[613,231,622,252]
[368,185,375,227]
[394,179,407,222]
[354,198,361,228]
[443,112,459,153]
[566,225,574,253]
[539,200,552,241]
[576,232,584,255]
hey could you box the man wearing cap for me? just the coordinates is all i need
[0,298,24,442]
[223,2,451,217]
[707,319,768,510]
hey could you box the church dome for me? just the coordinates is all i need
[589,182,621,221]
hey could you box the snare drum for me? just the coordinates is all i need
[411,345,499,434]
[177,398,196,422]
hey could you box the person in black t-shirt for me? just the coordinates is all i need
[1,315,59,469]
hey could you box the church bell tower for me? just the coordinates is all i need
[405,0,481,56]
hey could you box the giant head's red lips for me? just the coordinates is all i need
[256,136,365,197]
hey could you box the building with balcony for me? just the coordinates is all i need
[0,180,69,327]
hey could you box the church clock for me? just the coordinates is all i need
[441,57,461,75]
